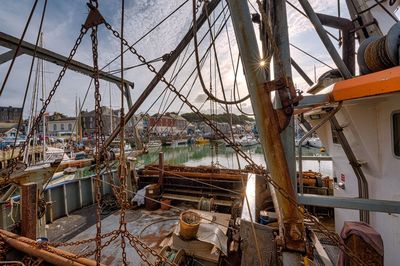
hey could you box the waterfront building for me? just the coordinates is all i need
[0,106,22,122]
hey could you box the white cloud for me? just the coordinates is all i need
[0,0,375,120]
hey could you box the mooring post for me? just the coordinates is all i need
[159,152,164,190]
[21,182,38,240]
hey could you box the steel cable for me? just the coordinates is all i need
[0,0,39,96]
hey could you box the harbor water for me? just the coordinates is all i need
[137,143,333,177]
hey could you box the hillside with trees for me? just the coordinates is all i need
[181,112,254,125]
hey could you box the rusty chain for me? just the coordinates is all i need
[90,22,103,264]
[0,1,364,264]
[2,27,87,186]
[86,2,170,265]
[125,232,154,266]
[0,1,169,264]
[119,0,128,263]
[49,230,119,248]
[125,231,177,266]
[0,235,8,261]
[104,20,366,265]
[78,231,121,259]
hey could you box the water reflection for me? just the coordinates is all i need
[137,144,333,176]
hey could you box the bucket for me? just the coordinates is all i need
[179,211,201,240]
[161,199,172,210]
[145,184,161,211]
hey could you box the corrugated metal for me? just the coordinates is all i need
[80,178,93,207]
[49,185,66,220]
[65,182,80,214]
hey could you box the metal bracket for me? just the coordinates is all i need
[83,3,105,29]
[264,77,303,132]
[283,220,306,253]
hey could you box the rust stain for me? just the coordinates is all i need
[104,255,115,265]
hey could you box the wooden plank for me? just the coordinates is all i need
[141,169,247,181]
[21,182,37,239]
[310,230,333,266]
[145,164,250,174]
[158,152,164,188]
[162,193,233,207]
[163,187,239,198]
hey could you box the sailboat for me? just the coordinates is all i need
[1,0,400,265]
[239,134,258,147]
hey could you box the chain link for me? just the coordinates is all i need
[104,21,367,266]
[125,231,176,266]
[2,27,87,186]
[0,235,8,261]
[90,23,104,265]
[90,23,103,264]
[0,4,364,265]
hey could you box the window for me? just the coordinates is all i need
[393,112,400,157]
[61,124,65,130]
[331,126,340,144]
[68,124,72,131]
[53,124,57,131]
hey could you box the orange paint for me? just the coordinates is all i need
[330,66,400,101]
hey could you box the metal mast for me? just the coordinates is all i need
[227,0,305,257]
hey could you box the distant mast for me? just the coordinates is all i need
[109,66,113,135]
[75,94,78,141]
[79,98,82,141]
[40,32,46,160]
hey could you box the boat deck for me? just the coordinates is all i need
[48,206,184,265]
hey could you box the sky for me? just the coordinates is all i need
[0,0,397,118]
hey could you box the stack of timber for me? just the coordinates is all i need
[137,165,247,208]
[297,170,333,196]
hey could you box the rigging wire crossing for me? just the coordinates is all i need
[1,1,369,265]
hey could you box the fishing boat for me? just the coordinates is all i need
[1,0,400,265]
[239,134,258,147]
[224,135,242,147]
[44,146,70,162]
[171,139,188,146]
[195,136,209,144]
[306,136,323,148]
[146,139,162,148]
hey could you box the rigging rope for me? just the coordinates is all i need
[2,1,368,264]
[0,0,39,97]
[100,0,189,72]
[104,14,367,263]
[192,0,250,105]
[11,0,48,166]
[132,7,231,140]
[290,43,334,70]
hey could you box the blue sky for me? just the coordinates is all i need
[0,0,396,118]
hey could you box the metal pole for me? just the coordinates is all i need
[297,0,352,79]
[228,0,304,252]
[159,152,164,190]
[330,116,369,223]
[291,58,313,86]
[272,0,296,192]
[298,103,342,194]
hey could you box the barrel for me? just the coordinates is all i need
[179,211,200,240]
[145,184,161,211]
